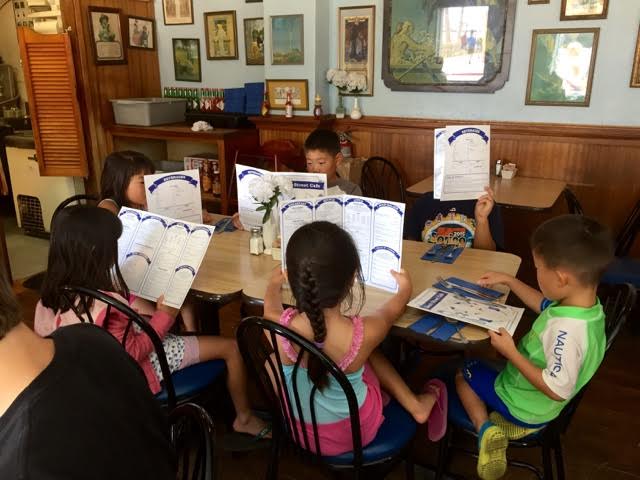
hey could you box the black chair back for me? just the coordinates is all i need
[169,403,216,480]
[562,188,584,215]
[360,156,406,203]
[615,198,640,257]
[53,194,98,220]
[61,285,177,409]
[236,316,365,469]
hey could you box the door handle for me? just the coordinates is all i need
[27,154,37,162]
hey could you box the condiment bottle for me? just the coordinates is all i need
[313,93,323,119]
[249,227,264,255]
[285,91,293,118]
[495,159,502,176]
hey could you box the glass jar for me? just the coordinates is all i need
[249,227,264,255]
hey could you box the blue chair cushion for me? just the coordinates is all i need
[155,360,226,404]
[324,399,417,466]
[602,257,640,287]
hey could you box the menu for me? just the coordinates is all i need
[144,169,203,223]
[279,195,405,292]
[117,207,214,308]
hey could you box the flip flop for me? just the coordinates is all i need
[489,412,543,440]
[424,378,448,442]
[477,424,507,480]
[222,423,272,452]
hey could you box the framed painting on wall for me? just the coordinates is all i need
[265,79,309,111]
[271,15,304,65]
[244,17,264,65]
[528,0,550,4]
[204,10,238,60]
[631,25,640,88]
[338,5,375,96]
[88,7,127,65]
[128,16,155,50]
[561,0,608,21]
[162,0,193,25]
[172,38,201,82]
[525,28,599,107]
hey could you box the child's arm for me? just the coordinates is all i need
[478,271,545,314]
[363,270,412,345]
[263,267,285,322]
[473,187,497,251]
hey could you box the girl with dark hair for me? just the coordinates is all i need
[35,205,269,438]
[264,221,447,456]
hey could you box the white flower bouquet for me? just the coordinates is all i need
[326,69,367,93]
[248,175,294,223]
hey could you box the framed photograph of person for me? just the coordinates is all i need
[172,38,201,82]
[631,25,640,88]
[525,28,599,106]
[88,7,127,65]
[560,0,608,21]
[204,10,239,60]
[244,17,264,65]
[265,79,309,111]
[162,0,193,25]
[338,5,375,96]
[127,16,155,51]
[271,14,304,65]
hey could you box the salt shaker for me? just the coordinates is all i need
[495,159,502,176]
[249,227,264,255]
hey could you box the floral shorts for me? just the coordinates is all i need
[149,333,200,382]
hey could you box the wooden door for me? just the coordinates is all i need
[17,28,89,177]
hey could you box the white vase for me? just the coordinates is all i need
[350,97,362,120]
[262,210,279,254]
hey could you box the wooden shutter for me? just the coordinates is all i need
[18,28,89,177]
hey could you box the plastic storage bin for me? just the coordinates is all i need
[110,98,187,126]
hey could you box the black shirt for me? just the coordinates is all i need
[0,324,176,479]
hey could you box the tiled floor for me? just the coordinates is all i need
[4,215,49,281]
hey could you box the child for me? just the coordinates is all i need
[404,188,502,250]
[35,205,269,439]
[263,221,447,456]
[456,214,614,480]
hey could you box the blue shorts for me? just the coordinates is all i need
[462,359,547,428]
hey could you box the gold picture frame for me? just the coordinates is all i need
[631,25,640,88]
[265,79,309,111]
[561,0,608,21]
[88,7,127,65]
[204,10,239,60]
[338,5,375,96]
[162,0,193,26]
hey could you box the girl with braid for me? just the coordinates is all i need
[264,221,447,456]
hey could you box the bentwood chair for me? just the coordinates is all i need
[562,188,584,215]
[236,316,417,480]
[169,403,217,480]
[602,198,640,289]
[61,286,226,411]
[435,283,637,480]
[360,156,407,203]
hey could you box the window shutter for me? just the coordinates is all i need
[18,28,89,177]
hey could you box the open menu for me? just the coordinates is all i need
[236,164,327,230]
[144,169,203,223]
[408,287,523,336]
[279,195,405,292]
[117,207,214,308]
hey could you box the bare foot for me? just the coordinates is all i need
[411,385,440,424]
[232,414,271,438]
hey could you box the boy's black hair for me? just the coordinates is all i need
[100,151,155,208]
[530,214,614,286]
[303,129,341,157]
[0,269,20,340]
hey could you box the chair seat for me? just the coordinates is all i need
[324,399,417,466]
[602,257,640,287]
[155,360,226,404]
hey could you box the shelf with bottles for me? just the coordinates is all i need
[163,86,226,114]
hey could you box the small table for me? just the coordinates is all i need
[407,175,567,211]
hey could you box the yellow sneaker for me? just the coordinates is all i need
[489,412,544,440]
[477,425,508,480]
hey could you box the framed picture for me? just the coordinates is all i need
[528,0,550,4]
[162,0,193,26]
[88,7,126,65]
[561,0,608,21]
[204,11,238,60]
[244,18,264,65]
[525,28,599,107]
[128,16,155,50]
[246,0,262,2]
[631,25,640,88]
[172,38,201,82]
[339,5,375,96]
[266,79,309,111]
[271,15,304,65]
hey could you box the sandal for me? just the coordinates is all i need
[222,423,272,452]
[424,378,448,442]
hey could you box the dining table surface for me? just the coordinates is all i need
[192,217,522,344]
[406,175,567,211]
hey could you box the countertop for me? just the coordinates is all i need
[2,129,35,149]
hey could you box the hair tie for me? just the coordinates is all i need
[313,341,325,349]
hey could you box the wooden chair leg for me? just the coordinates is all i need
[266,436,280,480]
[542,443,554,480]
[405,459,415,480]
[554,439,566,480]
[435,427,452,480]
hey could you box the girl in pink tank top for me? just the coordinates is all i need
[264,221,444,456]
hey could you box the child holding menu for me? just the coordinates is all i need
[455,215,614,480]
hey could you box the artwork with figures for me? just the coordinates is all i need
[344,16,368,65]
[630,25,640,88]
[244,18,264,65]
[88,7,126,64]
[266,79,309,110]
[271,15,304,65]
[128,16,154,50]
[561,0,608,20]
[162,0,193,25]
[339,6,375,96]
[172,38,201,82]
[526,28,599,106]
[382,0,516,92]
[205,11,238,60]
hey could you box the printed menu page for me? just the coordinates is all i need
[433,128,446,199]
[117,207,215,308]
[279,195,405,292]
[235,164,327,230]
[440,125,490,201]
[144,169,203,223]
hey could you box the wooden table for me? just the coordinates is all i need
[407,175,567,211]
